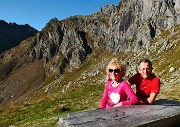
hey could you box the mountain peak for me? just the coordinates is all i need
[0,19,38,54]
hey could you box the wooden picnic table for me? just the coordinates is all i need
[56,99,180,127]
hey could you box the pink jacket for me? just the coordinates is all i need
[100,80,139,108]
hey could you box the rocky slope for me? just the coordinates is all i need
[0,20,38,53]
[0,0,179,110]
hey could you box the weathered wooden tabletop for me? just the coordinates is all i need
[56,99,180,127]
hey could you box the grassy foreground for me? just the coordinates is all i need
[0,84,104,127]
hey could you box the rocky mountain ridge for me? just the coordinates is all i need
[0,20,38,53]
[0,0,179,112]
[27,0,179,76]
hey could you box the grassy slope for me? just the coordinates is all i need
[151,25,180,101]
[0,49,109,127]
[0,81,104,127]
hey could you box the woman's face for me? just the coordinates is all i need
[108,65,122,82]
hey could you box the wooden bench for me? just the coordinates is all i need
[56,99,180,127]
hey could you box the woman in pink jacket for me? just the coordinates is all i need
[100,58,139,108]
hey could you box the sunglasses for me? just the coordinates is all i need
[109,69,121,73]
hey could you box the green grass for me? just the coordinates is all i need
[0,83,104,127]
[157,83,180,101]
[152,39,180,79]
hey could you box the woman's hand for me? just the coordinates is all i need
[113,102,122,107]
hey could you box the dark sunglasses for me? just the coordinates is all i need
[109,69,121,73]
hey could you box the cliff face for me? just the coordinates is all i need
[0,20,38,53]
[24,0,179,76]
[0,0,179,108]
[108,0,180,52]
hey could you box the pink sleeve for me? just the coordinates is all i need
[99,82,109,108]
[121,81,139,106]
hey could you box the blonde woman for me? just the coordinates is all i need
[100,58,139,108]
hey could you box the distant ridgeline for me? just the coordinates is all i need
[0,20,38,54]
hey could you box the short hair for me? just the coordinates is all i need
[138,58,153,69]
[106,58,126,77]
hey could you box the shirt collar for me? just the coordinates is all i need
[139,73,155,80]
[111,79,123,84]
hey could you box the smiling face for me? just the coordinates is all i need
[108,65,122,82]
[138,62,152,79]
[106,58,126,82]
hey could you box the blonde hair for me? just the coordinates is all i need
[106,58,126,77]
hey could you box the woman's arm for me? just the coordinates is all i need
[99,82,109,108]
[121,82,139,106]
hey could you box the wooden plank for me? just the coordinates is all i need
[56,100,180,127]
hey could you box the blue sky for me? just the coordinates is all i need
[0,0,120,31]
